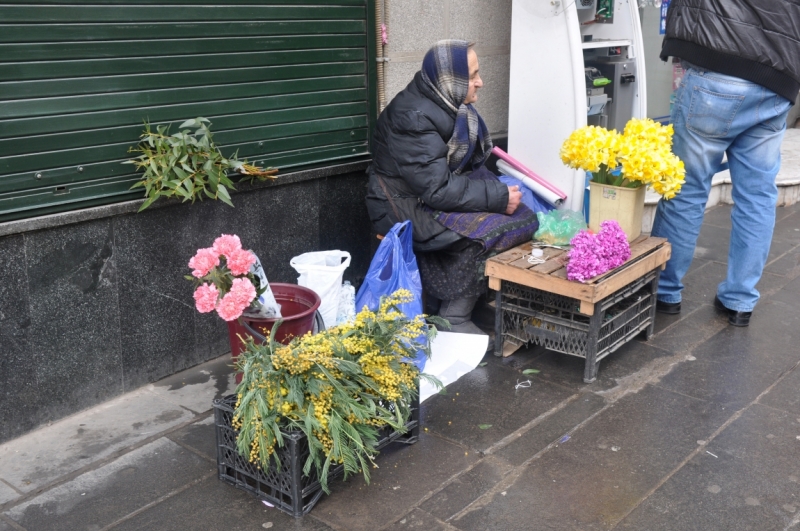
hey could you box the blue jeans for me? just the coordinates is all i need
[651,64,793,312]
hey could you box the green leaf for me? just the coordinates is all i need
[138,195,159,212]
[522,369,540,375]
[217,184,233,206]
[478,424,492,430]
[172,165,188,180]
[479,362,488,367]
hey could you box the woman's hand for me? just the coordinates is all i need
[505,185,522,215]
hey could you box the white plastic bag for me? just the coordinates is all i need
[290,250,351,329]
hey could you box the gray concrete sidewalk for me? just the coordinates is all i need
[2,203,800,531]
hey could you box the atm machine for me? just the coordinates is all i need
[507,0,647,211]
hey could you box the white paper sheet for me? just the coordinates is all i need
[420,332,489,403]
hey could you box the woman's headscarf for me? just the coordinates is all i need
[420,40,493,175]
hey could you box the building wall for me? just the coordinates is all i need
[640,6,674,119]
[0,164,372,444]
[382,0,512,137]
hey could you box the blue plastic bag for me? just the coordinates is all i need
[497,175,555,214]
[355,221,427,372]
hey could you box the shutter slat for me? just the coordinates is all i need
[1,101,368,156]
[0,126,370,192]
[0,5,366,23]
[1,63,366,100]
[0,20,367,43]
[0,34,367,62]
[2,71,366,118]
[1,83,367,138]
[0,48,366,81]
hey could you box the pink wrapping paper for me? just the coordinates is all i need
[491,147,567,199]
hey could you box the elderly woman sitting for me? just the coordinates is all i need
[366,40,539,334]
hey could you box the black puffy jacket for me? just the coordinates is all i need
[661,0,800,102]
[366,72,509,251]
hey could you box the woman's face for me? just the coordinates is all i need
[463,49,483,105]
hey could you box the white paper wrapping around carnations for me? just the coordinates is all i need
[419,332,489,403]
[247,253,282,318]
[497,160,564,208]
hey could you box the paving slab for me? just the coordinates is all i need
[148,354,237,415]
[770,274,800,309]
[166,414,217,461]
[0,482,18,506]
[0,389,194,493]
[771,209,800,244]
[693,222,732,263]
[420,363,575,452]
[385,508,451,531]
[0,516,13,531]
[656,299,800,408]
[764,246,800,278]
[483,344,548,372]
[759,365,800,416]
[656,355,786,410]
[641,302,727,355]
[450,385,731,531]
[524,341,674,392]
[682,260,793,305]
[702,204,733,229]
[113,475,334,531]
[313,431,478,531]
[4,438,213,531]
[647,297,704,337]
[419,456,514,522]
[493,393,606,467]
[617,405,800,531]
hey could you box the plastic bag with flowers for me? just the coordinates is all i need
[560,118,685,199]
[232,289,444,492]
[186,234,281,321]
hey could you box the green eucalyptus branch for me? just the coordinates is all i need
[124,117,242,212]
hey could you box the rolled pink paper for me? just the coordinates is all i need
[491,147,567,199]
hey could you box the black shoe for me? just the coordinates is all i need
[714,296,751,327]
[656,300,681,315]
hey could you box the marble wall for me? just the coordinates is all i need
[0,168,372,444]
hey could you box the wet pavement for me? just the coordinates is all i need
[1,203,799,531]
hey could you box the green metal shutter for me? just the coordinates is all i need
[0,1,376,222]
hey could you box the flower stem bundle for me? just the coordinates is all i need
[560,118,686,199]
[232,289,443,492]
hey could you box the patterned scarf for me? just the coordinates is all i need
[420,40,493,175]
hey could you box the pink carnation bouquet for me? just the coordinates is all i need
[186,234,262,321]
[566,221,631,283]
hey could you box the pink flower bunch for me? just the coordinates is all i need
[566,220,631,283]
[188,248,220,278]
[215,278,258,321]
[187,233,260,321]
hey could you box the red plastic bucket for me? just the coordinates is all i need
[227,283,321,382]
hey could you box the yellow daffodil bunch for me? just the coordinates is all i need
[560,118,685,199]
[231,289,443,493]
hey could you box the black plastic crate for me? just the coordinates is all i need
[497,269,660,382]
[214,392,419,517]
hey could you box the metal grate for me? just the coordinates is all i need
[499,270,658,361]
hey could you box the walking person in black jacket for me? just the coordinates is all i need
[366,40,538,334]
[652,0,799,326]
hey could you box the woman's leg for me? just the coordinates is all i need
[417,239,488,334]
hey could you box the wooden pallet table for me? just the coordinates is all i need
[485,236,671,382]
